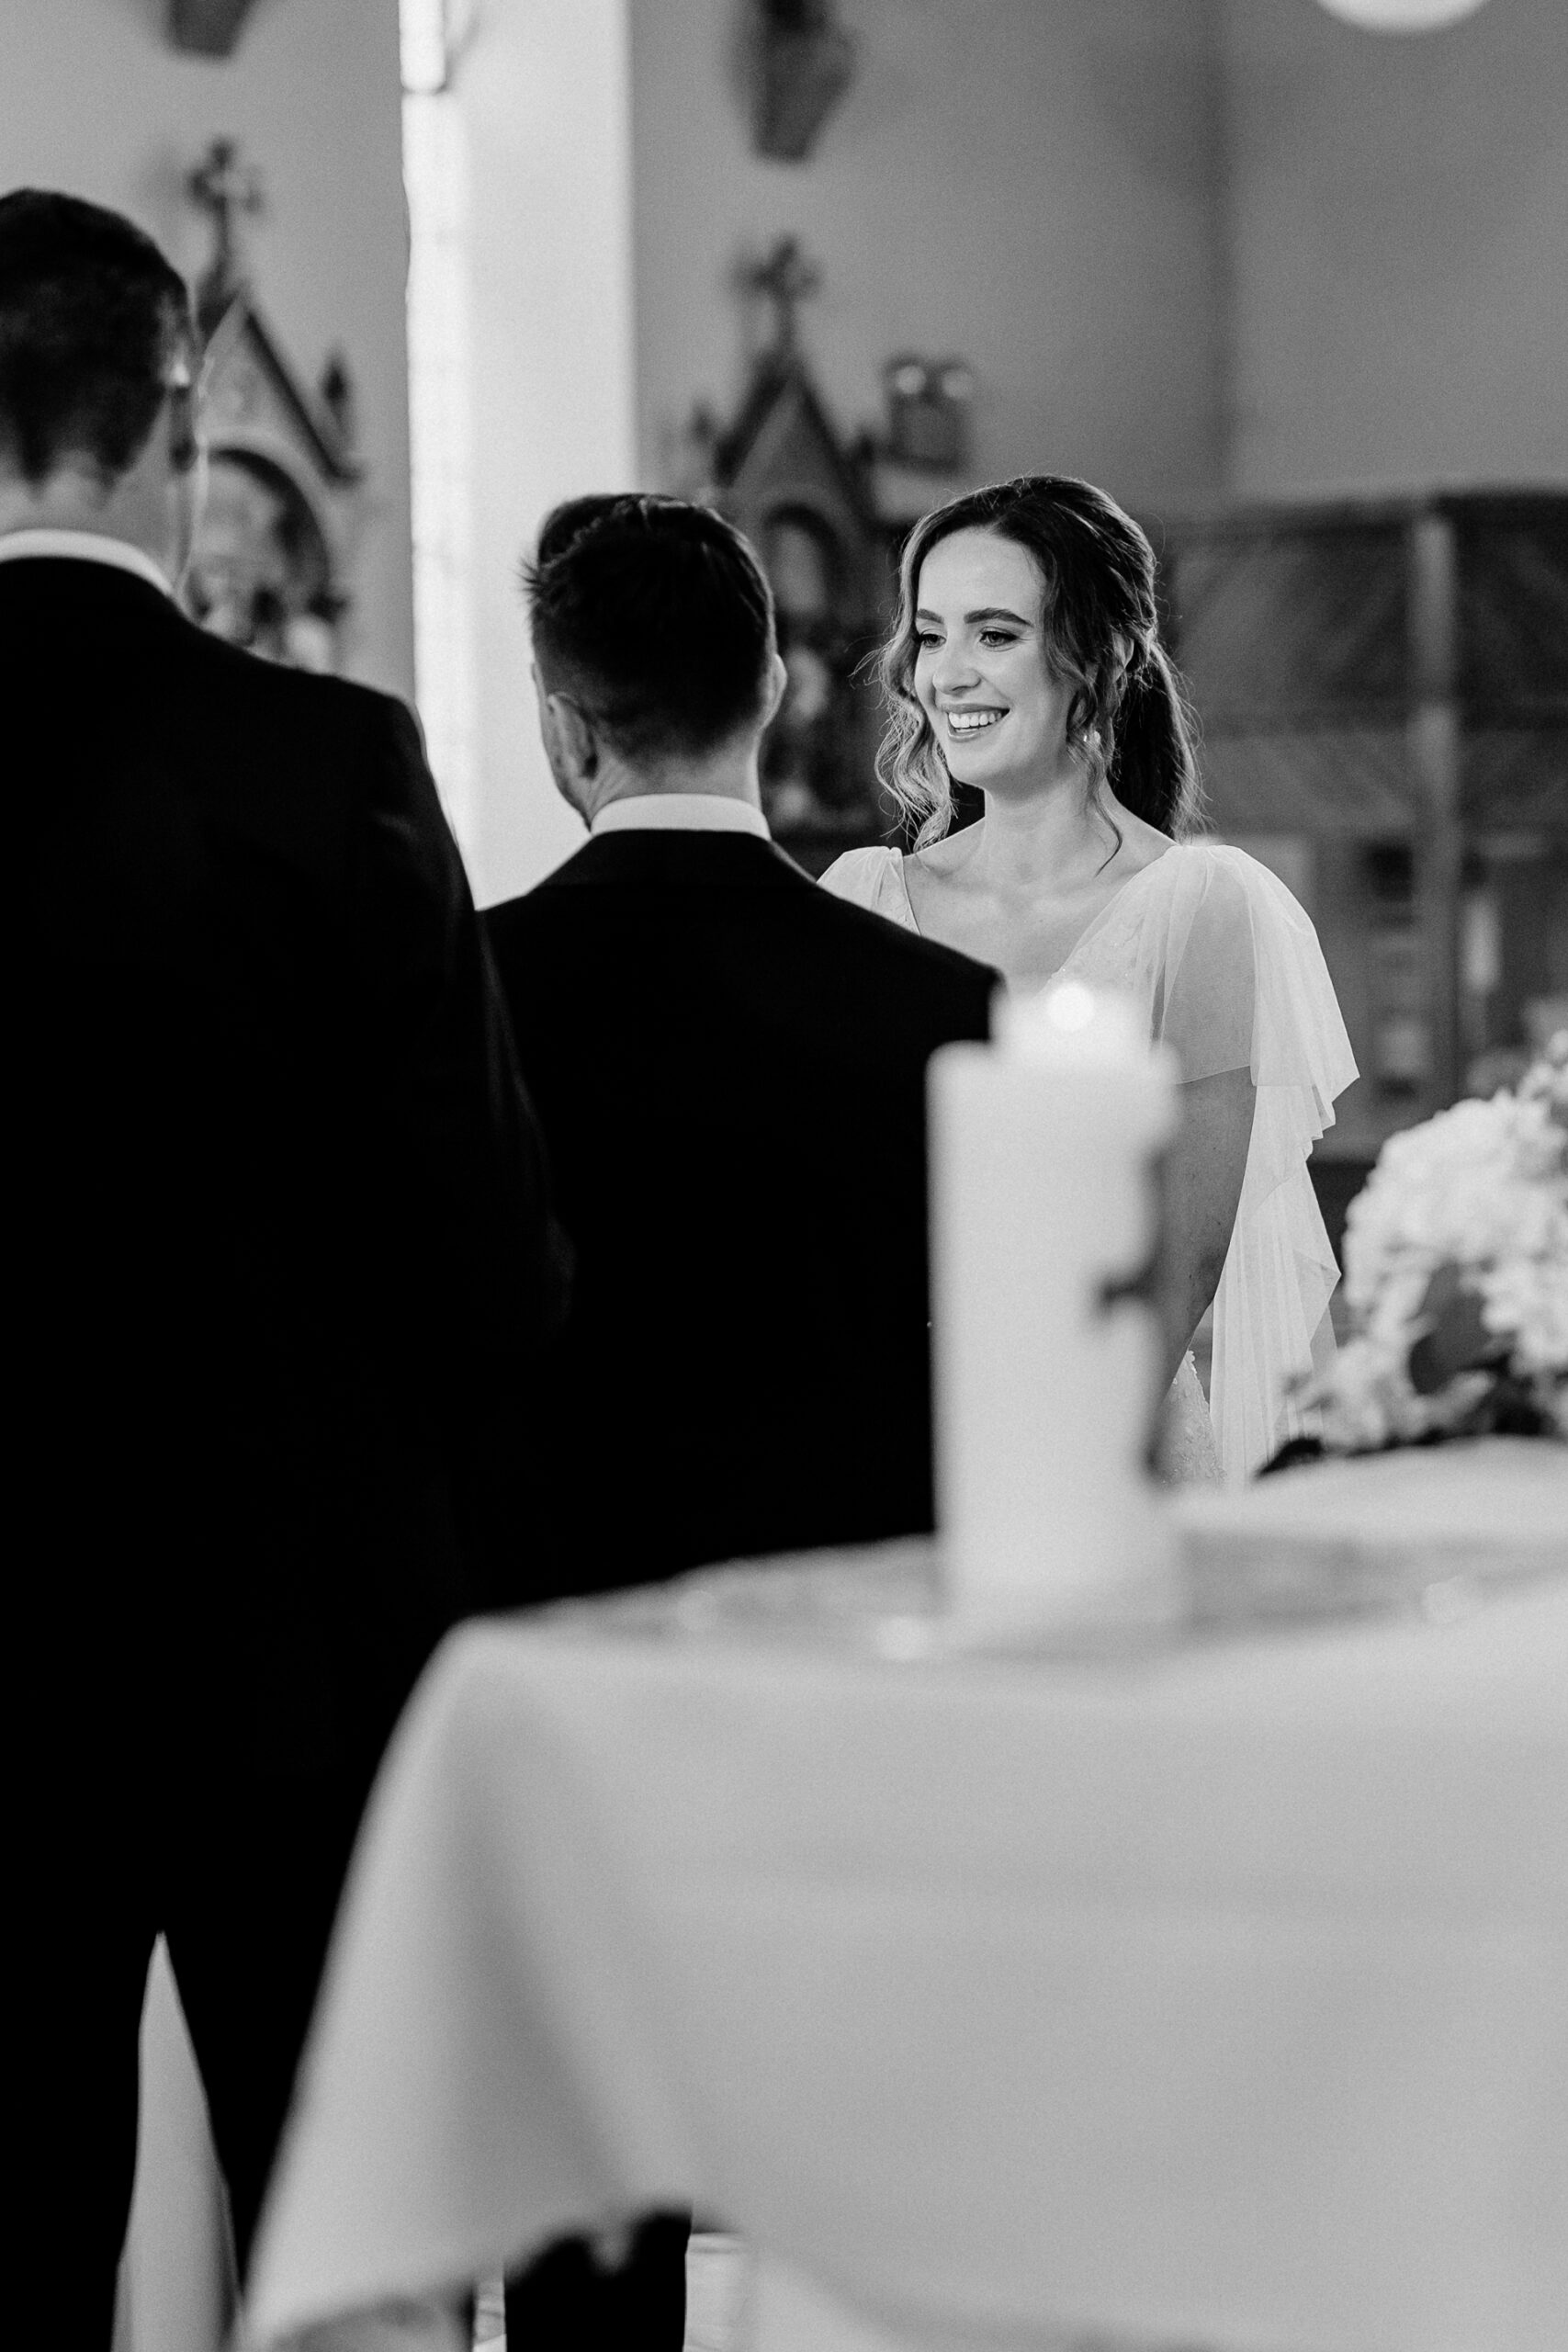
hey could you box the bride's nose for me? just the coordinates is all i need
[930,639,978,694]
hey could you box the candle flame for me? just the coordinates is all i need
[1043,982,1097,1034]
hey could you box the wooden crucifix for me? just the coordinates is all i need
[744,237,820,361]
[188,138,265,321]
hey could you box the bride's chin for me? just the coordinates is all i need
[939,746,988,789]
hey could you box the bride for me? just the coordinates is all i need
[822,475,1357,1484]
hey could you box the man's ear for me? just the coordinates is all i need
[166,376,201,479]
[553,695,598,780]
[761,649,789,728]
[534,665,598,785]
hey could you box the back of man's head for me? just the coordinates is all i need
[524,494,777,767]
[0,188,194,491]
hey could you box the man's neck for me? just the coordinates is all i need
[0,509,161,562]
[0,464,177,582]
[584,751,764,827]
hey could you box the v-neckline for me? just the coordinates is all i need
[895,841,1179,978]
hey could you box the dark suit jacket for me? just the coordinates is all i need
[484,824,995,1597]
[7,555,566,1778]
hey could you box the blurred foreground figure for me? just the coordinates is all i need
[0,189,566,2344]
[484,493,993,2348]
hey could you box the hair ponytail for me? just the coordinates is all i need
[1106,639,1203,839]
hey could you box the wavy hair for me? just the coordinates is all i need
[875,474,1204,849]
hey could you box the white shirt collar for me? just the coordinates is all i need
[590,793,771,842]
[0,529,173,599]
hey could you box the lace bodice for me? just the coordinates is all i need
[822,842,1359,1482]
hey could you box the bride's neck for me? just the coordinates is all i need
[968,774,1115,897]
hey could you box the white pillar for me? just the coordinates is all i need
[457,0,637,905]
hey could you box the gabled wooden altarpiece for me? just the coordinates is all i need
[183,141,363,673]
[694,241,895,870]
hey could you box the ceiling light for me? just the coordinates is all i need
[1316,0,1491,29]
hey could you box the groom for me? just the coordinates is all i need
[486,495,994,2346]
[2,189,568,2342]
[486,493,997,1604]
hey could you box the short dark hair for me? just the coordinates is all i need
[0,188,195,489]
[523,494,776,764]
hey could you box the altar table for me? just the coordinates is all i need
[248,1545,1568,2352]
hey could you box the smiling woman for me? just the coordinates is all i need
[822,474,1359,1483]
[884,476,1204,865]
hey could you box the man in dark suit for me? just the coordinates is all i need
[2,189,568,2344]
[486,494,993,2348]
[486,493,995,1600]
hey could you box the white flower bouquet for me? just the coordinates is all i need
[1278,1029,1568,1464]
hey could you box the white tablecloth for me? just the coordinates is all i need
[249,1549,1568,2352]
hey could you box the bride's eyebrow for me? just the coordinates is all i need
[913,605,1032,627]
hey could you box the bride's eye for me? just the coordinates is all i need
[915,630,942,650]
[979,629,1018,648]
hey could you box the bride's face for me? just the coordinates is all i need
[913,527,1074,792]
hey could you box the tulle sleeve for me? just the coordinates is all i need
[1071,845,1359,1482]
[1164,847,1358,1481]
[818,845,918,933]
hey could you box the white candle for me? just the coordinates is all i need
[929,982,1179,1639]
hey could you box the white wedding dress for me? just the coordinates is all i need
[821,840,1359,1486]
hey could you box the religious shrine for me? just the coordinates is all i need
[183,138,363,671]
[693,237,890,865]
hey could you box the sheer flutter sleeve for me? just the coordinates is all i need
[1067,844,1359,1482]
[818,844,918,932]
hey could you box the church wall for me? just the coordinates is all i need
[628,0,1229,514]
[1221,0,1568,495]
[0,0,414,701]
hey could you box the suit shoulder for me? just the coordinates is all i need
[484,846,597,940]
[481,890,530,957]
[807,878,997,999]
[178,620,419,752]
[481,860,595,982]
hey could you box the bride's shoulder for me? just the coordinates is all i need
[1131,839,1311,937]
[818,843,903,909]
[1136,837,1251,891]
[1104,843,1329,1032]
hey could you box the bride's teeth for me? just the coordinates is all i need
[948,710,1000,731]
